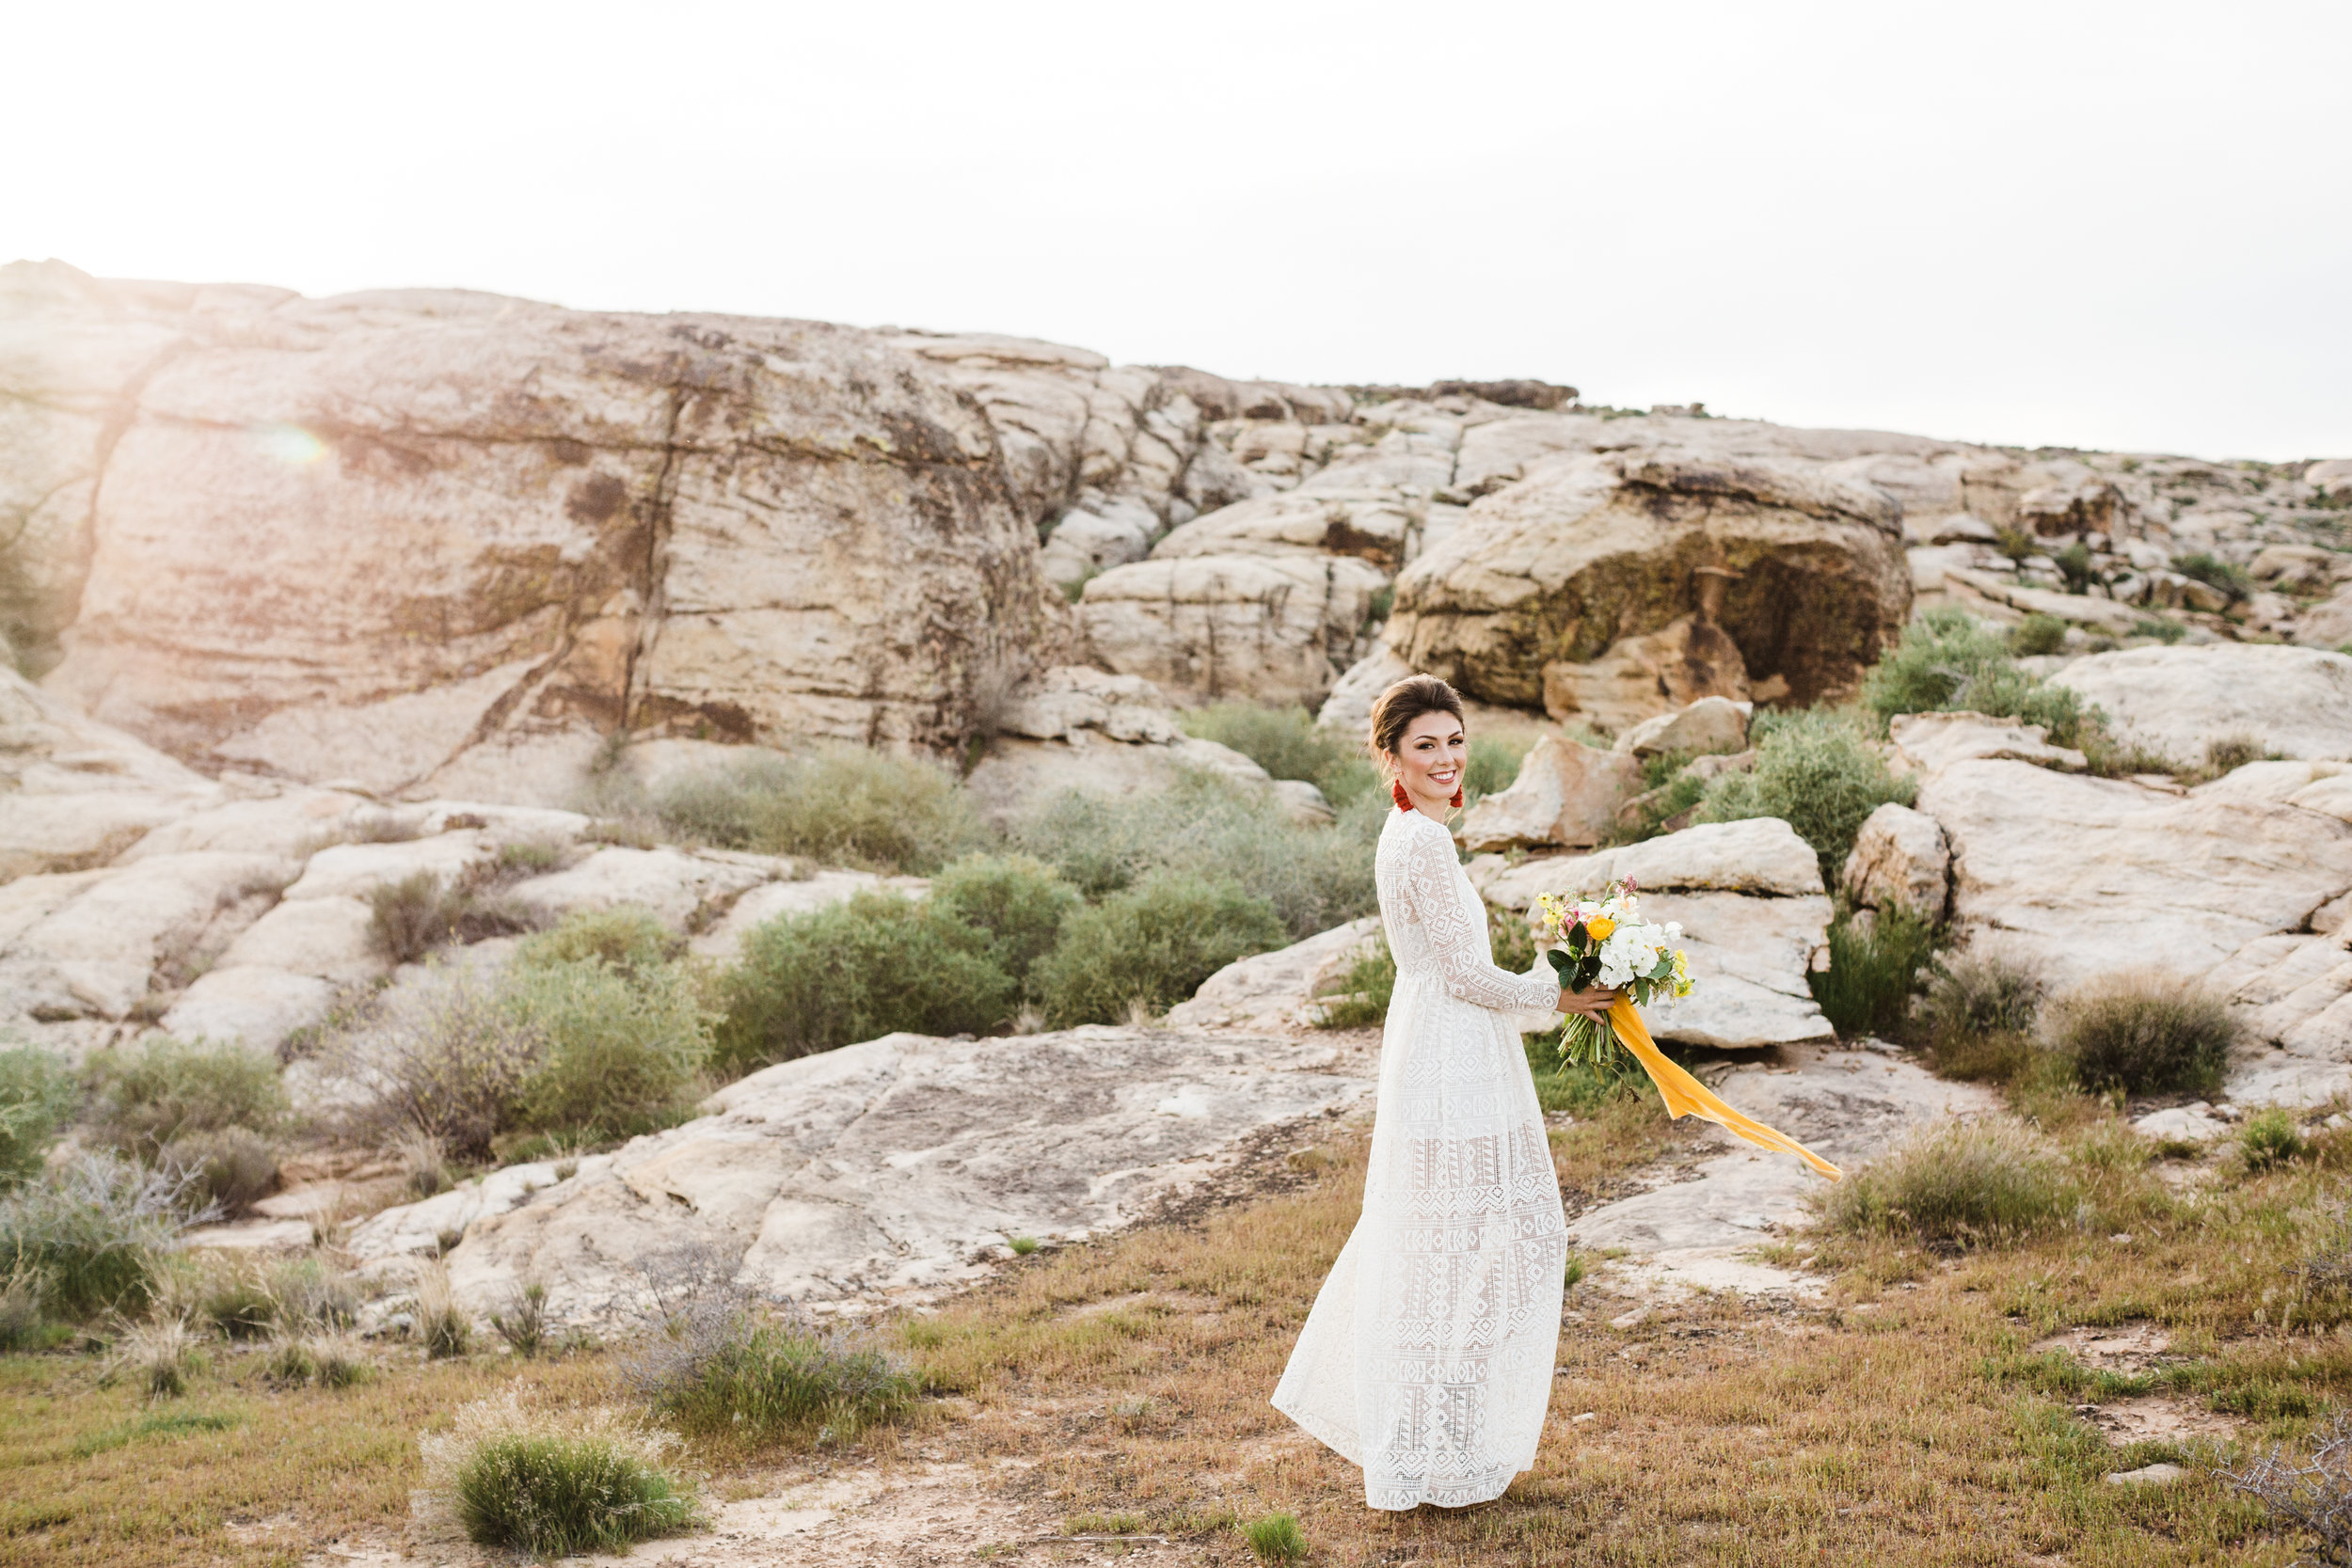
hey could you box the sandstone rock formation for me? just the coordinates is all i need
[1888,711,2087,775]
[1841,802,1951,923]
[2050,644,2352,762]
[1470,819,1835,1050]
[1613,696,1751,761]
[1454,736,1641,853]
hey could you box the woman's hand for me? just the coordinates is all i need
[1558,986,1622,1021]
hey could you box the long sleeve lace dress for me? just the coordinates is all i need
[1271,805,1567,1510]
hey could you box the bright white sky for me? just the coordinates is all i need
[7,1,2346,460]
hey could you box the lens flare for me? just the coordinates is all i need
[253,422,328,466]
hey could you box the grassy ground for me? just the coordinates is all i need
[1,1078,2343,1566]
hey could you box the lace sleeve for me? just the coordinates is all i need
[1395,818,1561,1014]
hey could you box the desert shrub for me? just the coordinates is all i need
[0,1259,59,1352]
[647,745,987,874]
[1007,768,1379,940]
[516,906,684,977]
[1033,870,1289,1027]
[1813,1117,2077,1246]
[2216,1413,2352,1565]
[2173,551,2252,603]
[103,1315,206,1399]
[2009,613,2068,657]
[1314,934,1395,1029]
[2133,617,2189,642]
[928,854,1080,989]
[159,1126,279,1213]
[1181,703,1350,787]
[265,1330,374,1388]
[1699,707,1916,882]
[423,1390,701,1556]
[0,1041,76,1188]
[2048,971,2236,1096]
[1809,903,1937,1041]
[506,958,714,1139]
[326,963,546,1161]
[194,1255,362,1339]
[2052,543,2097,594]
[0,1153,210,1320]
[2238,1108,2312,1171]
[2189,731,2274,783]
[413,1259,473,1359]
[1918,948,2049,1082]
[1626,751,1712,842]
[84,1037,287,1157]
[1245,1512,1309,1563]
[370,871,466,963]
[715,892,1016,1070]
[492,1279,551,1359]
[1463,735,1528,799]
[1860,607,2091,746]
[627,1297,917,1441]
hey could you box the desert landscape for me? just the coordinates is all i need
[5,257,2352,1565]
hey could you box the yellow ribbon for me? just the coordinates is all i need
[1605,998,1844,1181]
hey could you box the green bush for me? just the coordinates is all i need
[715,892,1017,1070]
[2053,543,2097,594]
[159,1126,280,1213]
[1314,935,1394,1030]
[648,745,988,874]
[1809,904,1937,1041]
[2009,613,2068,657]
[326,963,546,1161]
[1918,948,2050,1084]
[1813,1117,2077,1246]
[1859,607,2091,747]
[370,872,468,964]
[0,1153,204,1320]
[2173,551,2252,603]
[516,906,684,978]
[1033,871,1288,1027]
[629,1305,918,1441]
[1245,1512,1309,1563]
[2048,971,2236,1097]
[0,1042,76,1187]
[2238,1108,2311,1171]
[1464,735,1528,798]
[1180,703,1349,787]
[928,854,1080,989]
[84,1037,288,1156]
[426,1396,701,1558]
[1698,708,1917,883]
[506,958,715,1139]
[1007,769,1378,941]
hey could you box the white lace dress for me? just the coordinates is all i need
[1272,805,1568,1510]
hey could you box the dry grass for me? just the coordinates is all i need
[5,1083,2350,1564]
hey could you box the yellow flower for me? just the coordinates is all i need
[1586,916,1615,940]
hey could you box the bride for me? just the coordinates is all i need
[1272,673,1619,1511]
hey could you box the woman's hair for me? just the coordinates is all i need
[1368,674,1466,762]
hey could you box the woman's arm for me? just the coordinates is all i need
[1395,822,1572,1013]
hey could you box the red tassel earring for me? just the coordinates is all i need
[1450,785,1465,808]
[1391,778,1412,812]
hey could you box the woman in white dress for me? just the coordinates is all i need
[1272,674,1620,1511]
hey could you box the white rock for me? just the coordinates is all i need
[0,667,224,881]
[2051,644,2352,762]
[161,967,340,1055]
[1270,778,1336,825]
[962,733,1269,826]
[1841,802,1951,922]
[1613,697,1751,759]
[1038,496,1160,588]
[1454,736,1643,852]
[1078,552,1390,708]
[502,847,774,931]
[1314,645,1415,736]
[0,851,294,1023]
[1889,711,2086,774]
[1473,818,1825,909]
[2131,1103,2229,1140]
[279,832,498,902]
[1163,916,1383,1032]
[2296,582,2352,649]
[2106,1464,2187,1487]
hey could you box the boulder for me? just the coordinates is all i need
[8,266,1058,800]
[2050,644,2352,762]
[1613,697,1751,760]
[1454,736,1642,852]
[1315,646,1415,736]
[1037,496,1162,590]
[1077,553,1389,707]
[1470,819,1834,1049]
[2304,459,2352,504]
[2295,583,2352,650]
[1387,451,1911,720]
[991,665,1184,747]
[1915,758,2352,991]
[501,847,777,932]
[0,667,225,882]
[2131,1102,2231,1141]
[1540,614,1754,735]
[1163,916,1384,1033]
[350,1025,1371,1319]
[1842,803,1951,922]
[1888,711,2087,774]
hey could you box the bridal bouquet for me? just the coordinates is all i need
[1535,878,1693,1068]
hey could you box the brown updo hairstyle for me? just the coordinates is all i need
[1367,674,1467,770]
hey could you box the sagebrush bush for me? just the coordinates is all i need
[715,892,1017,1070]
[1007,768,1378,940]
[159,1125,279,1212]
[648,745,988,874]
[1699,707,1916,882]
[0,1259,55,1351]
[928,854,1080,989]
[2238,1108,2312,1171]
[1809,903,1936,1041]
[2048,970,2236,1096]
[0,1041,76,1187]
[1859,607,2090,747]
[0,1153,208,1320]
[84,1037,287,1156]
[516,906,685,977]
[1033,870,1288,1027]
[1463,735,1528,799]
[506,958,714,1139]
[422,1390,701,1556]
[626,1298,918,1441]
[1314,935,1395,1029]
[1181,703,1351,787]
[1919,947,2049,1083]
[2009,613,2068,657]
[326,962,545,1160]
[1813,1117,2077,1246]
[2173,551,2252,603]
[370,871,465,964]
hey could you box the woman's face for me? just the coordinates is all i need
[1389,709,1468,804]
